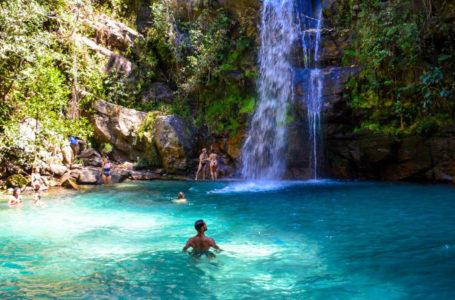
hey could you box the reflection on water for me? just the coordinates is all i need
[1,181,455,299]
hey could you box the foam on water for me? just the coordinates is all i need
[208,179,341,194]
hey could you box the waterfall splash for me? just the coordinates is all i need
[300,5,323,179]
[240,0,299,180]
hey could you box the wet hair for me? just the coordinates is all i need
[194,219,205,231]
[178,192,184,199]
[13,187,20,195]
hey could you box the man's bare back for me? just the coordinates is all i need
[183,220,220,253]
[184,235,217,252]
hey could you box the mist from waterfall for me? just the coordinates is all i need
[240,0,299,180]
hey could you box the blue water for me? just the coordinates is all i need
[1,180,455,299]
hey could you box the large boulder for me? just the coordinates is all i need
[90,99,148,160]
[152,115,195,173]
[79,148,103,167]
[77,168,100,184]
[86,14,144,51]
[89,99,194,173]
[49,164,68,177]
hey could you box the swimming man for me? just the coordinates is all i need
[183,220,220,255]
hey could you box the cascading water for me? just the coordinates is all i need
[240,0,299,180]
[300,4,323,179]
[241,0,324,180]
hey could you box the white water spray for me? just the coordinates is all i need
[240,0,299,180]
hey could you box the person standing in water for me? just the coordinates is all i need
[101,157,112,184]
[209,149,218,181]
[183,220,220,255]
[195,148,209,181]
[8,188,23,208]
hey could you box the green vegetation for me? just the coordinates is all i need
[100,142,113,155]
[337,0,455,135]
[0,0,103,154]
[106,0,258,134]
[0,0,257,167]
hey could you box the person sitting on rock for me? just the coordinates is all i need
[209,149,218,181]
[31,167,48,191]
[195,148,209,181]
[101,157,112,184]
[8,188,23,208]
[172,192,187,204]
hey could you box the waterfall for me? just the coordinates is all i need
[240,0,299,180]
[241,0,324,180]
[301,5,323,179]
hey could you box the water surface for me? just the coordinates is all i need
[1,180,454,299]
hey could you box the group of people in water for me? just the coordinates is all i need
[8,187,45,208]
[8,167,49,208]
[195,148,218,181]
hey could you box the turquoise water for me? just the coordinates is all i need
[1,180,455,299]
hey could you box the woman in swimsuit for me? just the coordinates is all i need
[8,188,23,208]
[31,167,48,191]
[101,157,112,184]
[195,148,209,181]
[209,149,218,181]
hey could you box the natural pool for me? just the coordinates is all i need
[1,180,454,299]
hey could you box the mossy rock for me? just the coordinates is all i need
[6,174,30,188]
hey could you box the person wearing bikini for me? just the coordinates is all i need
[209,149,218,181]
[101,157,112,184]
[195,148,209,181]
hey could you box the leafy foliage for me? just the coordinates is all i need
[0,0,95,154]
[338,0,455,134]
